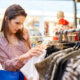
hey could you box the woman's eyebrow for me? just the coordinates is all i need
[15,22,21,24]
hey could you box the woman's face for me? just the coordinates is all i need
[8,15,26,34]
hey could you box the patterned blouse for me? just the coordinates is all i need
[0,32,29,71]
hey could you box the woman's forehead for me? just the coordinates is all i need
[12,16,26,22]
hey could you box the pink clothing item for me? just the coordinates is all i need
[0,32,29,71]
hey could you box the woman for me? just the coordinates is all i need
[0,4,43,73]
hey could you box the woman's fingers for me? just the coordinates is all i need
[32,48,43,53]
[28,47,44,57]
[35,45,47,49]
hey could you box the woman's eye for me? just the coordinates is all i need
[15,22,20,24]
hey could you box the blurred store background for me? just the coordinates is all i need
[0,0,80,46]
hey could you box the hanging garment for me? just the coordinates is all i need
[46,45,60,57]
[62,55,80,80]
[35,47,73,80]
[50,48,74,80]
[53,59,69,80]
[53,49,80,80]
[35,51,61,80]
[45,42,75,58]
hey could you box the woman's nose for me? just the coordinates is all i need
[17,25,23,29]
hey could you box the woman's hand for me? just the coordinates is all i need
[36,44,48,49]
[19,46,44,62]
[27,47,44,57]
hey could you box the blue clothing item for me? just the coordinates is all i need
[0,70,24,80]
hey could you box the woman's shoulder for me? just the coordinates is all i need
[0,32,8,46]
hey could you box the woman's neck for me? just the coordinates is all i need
[7,34,19,45]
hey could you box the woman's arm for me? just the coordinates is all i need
[0,47,43,71]
[0,48,25,71]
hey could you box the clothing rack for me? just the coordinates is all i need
[56,28,80,42]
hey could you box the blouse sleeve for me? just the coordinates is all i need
[0,48,25,71]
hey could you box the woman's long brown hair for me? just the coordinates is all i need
[1,4,27,41]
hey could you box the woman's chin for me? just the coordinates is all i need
[13,31,17,34]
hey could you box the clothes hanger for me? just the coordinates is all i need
[73,42,79,50]
[75,42,80,50]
